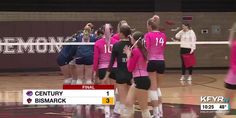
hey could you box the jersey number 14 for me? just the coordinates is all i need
[156,37,165,46]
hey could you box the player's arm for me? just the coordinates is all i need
[126,49,139,72]
[145,34,151,50]
[175,30,183,40]
[93,43,100,75]
[190,30,197,54]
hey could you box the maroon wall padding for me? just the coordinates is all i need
[0,21,117,71]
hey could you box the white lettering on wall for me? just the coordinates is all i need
[17,37,35,54]
[3,37,15,54]
[36,37,48,53]
[48,37,64,53]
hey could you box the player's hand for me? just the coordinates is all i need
[190,49,194,54]
[123,45,131,57]
[101,76,109,84]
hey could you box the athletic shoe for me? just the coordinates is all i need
[71,80,77,85]
[85,80,93,84]
[64,78,72,84]
[187,76,192,81]
[180,76,185,81]
[76,79,83,85]
[112,112,120,118]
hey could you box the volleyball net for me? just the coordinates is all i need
[0,41,230,46]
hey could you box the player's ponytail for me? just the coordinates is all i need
[147,15,160,30]
[103,23,113,47]
[132,31,147,60]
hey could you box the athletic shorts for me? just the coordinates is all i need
[57,55,73,66]
[147,60,165,74]
[75,55,93,65]
[98,68,117,80]
[116,70,132,85]
[134,76,151,90]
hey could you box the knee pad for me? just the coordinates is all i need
[148,90,159,101]
[142,109,151,118]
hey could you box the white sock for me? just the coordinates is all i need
[119,104,125,114]
[153,107,160,118]
[104,106,110,118]
[159,104,163,117]
[113,101,120,114]
[157,88,163,117]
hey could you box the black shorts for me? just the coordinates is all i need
[134,76,151,90]
[98,68,117,80]
[57,55,73,66]
[225,82,236,90]
[147,60,165,74]
[116,70,132,85]
[75,55,93,65]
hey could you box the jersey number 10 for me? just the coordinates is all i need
[104,44,113,53]
[156,37,164,46]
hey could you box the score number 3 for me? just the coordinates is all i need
[102,91,114,105]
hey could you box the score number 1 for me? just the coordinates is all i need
[102,91,114,105]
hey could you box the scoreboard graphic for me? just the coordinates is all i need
[23,85,115,105]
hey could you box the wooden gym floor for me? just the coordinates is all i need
[0,71,235,118]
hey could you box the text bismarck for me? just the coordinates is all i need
[35,98,66,103]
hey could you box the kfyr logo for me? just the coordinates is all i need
[201,96,230,103]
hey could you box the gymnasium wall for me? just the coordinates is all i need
[0,12,235,71]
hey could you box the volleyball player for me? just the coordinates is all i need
[95,27,104,41]
[104,25,132,116]
[112,20,128,41]
[224,22,236,109]
[92,24,118,118]
[123,31,151,118]
[75,25,96,84]
[57,33,79,84]
[93,24,118,84]
[145,15,167,118]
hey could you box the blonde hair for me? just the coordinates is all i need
[117,20,128,33]
[147,15,160,30]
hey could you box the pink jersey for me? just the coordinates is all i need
[127,48,148,77]
[93,37,118,71]
[112,33,120,41]
[145,31,167,60]
[225,40,236,85]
